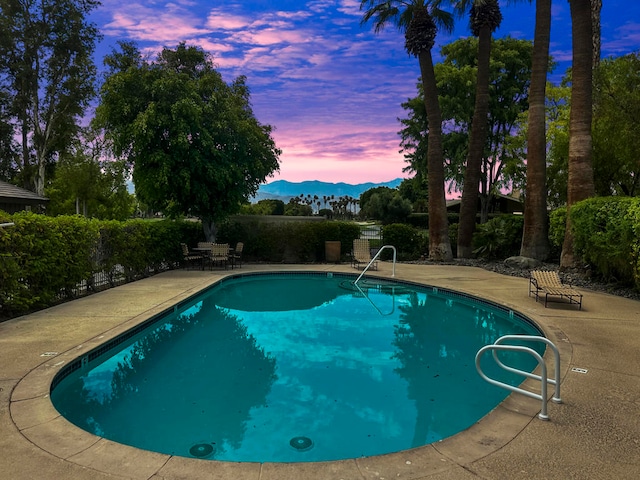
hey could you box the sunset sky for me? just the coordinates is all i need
[90,1,640,184]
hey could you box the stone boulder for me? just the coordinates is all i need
[504,256,542,270]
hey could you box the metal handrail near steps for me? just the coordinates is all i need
[354,244,396,285]
[476,335,562,420]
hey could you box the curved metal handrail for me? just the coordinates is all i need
[476,344,551,420]
[492,335,562,404]
[352,281,396,316]
[354,245,396,285]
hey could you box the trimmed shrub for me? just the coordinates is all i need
[570,197,636,284]
[406,213,428,229]
[0,214,204,318]
[382,223,422,261]
[217,219,361,263]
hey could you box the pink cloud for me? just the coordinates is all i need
[205,13,251,31]
[103,11,209,43]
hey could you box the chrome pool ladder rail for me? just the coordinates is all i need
[352,281,396,316]
[476,335,562,421]
[354,245,396,285]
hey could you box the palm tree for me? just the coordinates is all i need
[561,0,595,268]
[360,0,454,261]
[453,0,502,258]
[520,0,552,261]
[591,0,602,69]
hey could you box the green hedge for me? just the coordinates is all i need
[569,197,638,286]
[548,197,640,288]
[0,212,201,318]
[0,214,364,318]
[382,224,425,261]
[217,219,361,263]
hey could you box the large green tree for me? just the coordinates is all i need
[561,0,595,268]
[95,42,281,241]
[360,186,412,224]
[592,52,640,196]
[453,0,502,258]
[547,54,640,203]
[520,0,552,261]
[0,0,100,195]
[361,0,454,261]
[399,37,533,219]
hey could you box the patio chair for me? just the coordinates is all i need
[181,243,202,270]
[230,242,244,268]
[529,270,583,309]
[351,239,378,270]
[209,243,230,270]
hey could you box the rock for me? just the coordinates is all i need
[504,256,541,269]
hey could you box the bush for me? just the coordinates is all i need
[548,207,566,249]
[0,213,203,318]
[472,215,524,259]
[382,223,422,260]
[406,213,428,229]
[217,219,361,263]
[570,197,637,284]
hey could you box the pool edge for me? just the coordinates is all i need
[8,264,575,480]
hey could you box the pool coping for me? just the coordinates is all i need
[4,263,639,480]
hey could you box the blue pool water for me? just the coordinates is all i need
[51,273,544,463]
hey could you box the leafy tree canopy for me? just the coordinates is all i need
[399,36,535,216]
[240,199,285,215]
[45,127,135,220]
[547,52,640,205]
[0,0,100,194]
[592,51,640,197]
[94,42,281,240]
[360,186,412,224]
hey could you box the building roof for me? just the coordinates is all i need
[0,180,49,203]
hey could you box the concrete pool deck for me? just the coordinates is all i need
[1,263,639,479]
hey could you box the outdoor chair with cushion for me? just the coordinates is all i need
[351,238,378,270]
[230,242,244,268]
[209,243,230,270]
[181,243,202,270]
[529,270,583,309]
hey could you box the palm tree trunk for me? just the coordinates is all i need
[520,0,551,261]
[561,0,595,268]
[591,0,602,69]
[457,26,492,258]
[418,49,453,261]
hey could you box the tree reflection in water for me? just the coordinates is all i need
[53,302,277,458]
[392,291,542,448]
[51,276,543,462]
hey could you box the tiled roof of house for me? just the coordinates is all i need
[0,180,49,202]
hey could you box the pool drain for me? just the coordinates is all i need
[289,436,313,452]
[189,443,215,458]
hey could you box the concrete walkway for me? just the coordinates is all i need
[1,263,639,479]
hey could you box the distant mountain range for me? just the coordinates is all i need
[252,178,404,203]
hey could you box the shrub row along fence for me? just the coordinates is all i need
[0,213,203,318]
[0,212,363,319]
[2,196,636,319]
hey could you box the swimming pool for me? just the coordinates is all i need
[50,272,544,463]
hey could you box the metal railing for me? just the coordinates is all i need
[354,245,396,285]
[352,281,396,316]
[476,335,562,420]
